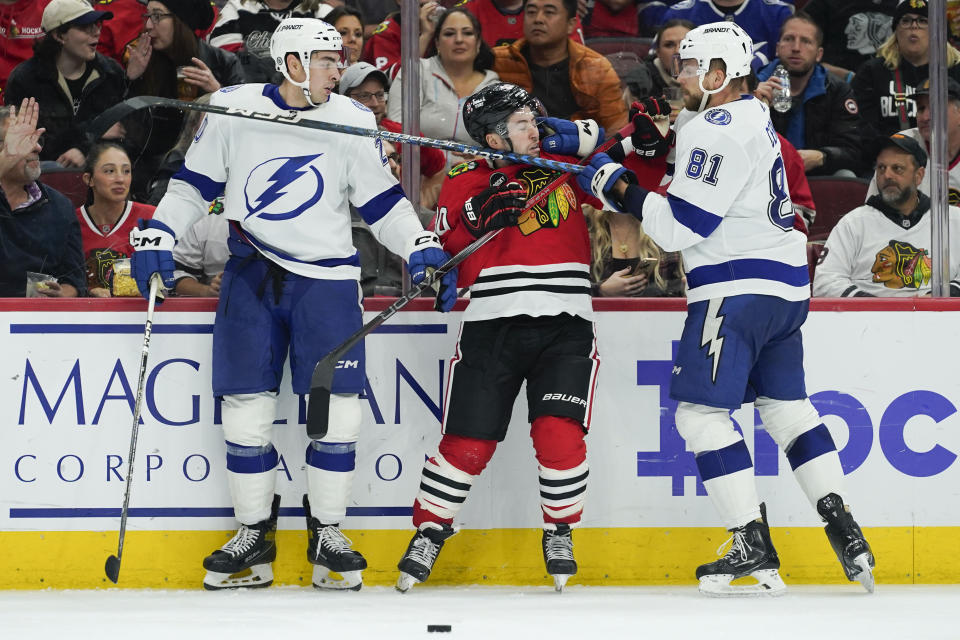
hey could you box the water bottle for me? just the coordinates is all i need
[771,64,792,113]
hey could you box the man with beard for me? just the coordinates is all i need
[755,13,863,176]
[814,133,960,297]
[0,98,85,297]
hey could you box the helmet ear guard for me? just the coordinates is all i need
[270,17,344,107]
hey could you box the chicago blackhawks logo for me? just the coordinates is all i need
[515,167,577,236]
[871,239,931,289]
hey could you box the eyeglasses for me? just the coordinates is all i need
[898,16,929,29]
[142,11,174,24]
[350,90,386,102]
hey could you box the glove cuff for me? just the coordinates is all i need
[405,230,442,260]
[575,119,602,157]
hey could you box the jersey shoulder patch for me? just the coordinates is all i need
[447,160,480,178]
[703,108,732,126]
[372,19,392,35]
[350,98,372,112]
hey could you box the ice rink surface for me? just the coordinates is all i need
[1,584,953,640]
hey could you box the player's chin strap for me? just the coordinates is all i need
[696,73,732,112]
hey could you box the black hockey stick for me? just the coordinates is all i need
[304,122,636,439]
[88,96,588,175]
[105,275,162,584]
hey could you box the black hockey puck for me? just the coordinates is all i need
[427,624,452,633]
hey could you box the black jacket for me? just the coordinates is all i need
[5,52,128,162]
[759,61,863,176]
[196,40,245,89]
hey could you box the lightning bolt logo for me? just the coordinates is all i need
[700,298,725,384]
[244,154,324,221]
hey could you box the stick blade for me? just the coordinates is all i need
[105,555,120,583]
[306,358,336,440]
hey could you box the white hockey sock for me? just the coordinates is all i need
[225,441,278,525]
[306,440,356,524]
[415,451,475,521]
[695,439,761,530]
[539,460,588,524]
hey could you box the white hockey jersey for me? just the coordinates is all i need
[152,83,423,280]
[639,95,810,304]
[812,198,960,297]
[865,128,960,207]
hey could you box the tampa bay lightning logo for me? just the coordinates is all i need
[704,108,732,126]
[244,154,324,221]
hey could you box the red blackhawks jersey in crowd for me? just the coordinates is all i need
[435,153,601,322]
[77,201,155,290]
[0,0,49,98]
[95,0,219,64]
[582,0,640,39]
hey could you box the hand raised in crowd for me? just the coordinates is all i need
[182,57,222,93]
[419,0,443,32]
[754,75,784,106]
[3,98,45,160]
[57,147,85,169]
[599,267,648,297]
[126,35,152,81]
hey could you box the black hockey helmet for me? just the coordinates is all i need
[462,82,546,146]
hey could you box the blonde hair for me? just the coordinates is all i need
[589,207,666,290]
[877,33,960,69]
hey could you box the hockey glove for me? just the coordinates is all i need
[129,219,176,301]
[577,153,637,213]
[461,175,527,239]
[406,231,458,312]
[539,117,604,157]
[629,98,675,158]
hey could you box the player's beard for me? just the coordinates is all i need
[24,159,41,183]
[683,86,704,111]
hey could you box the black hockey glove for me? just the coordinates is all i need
[461,174,527,239]
[629,97,675,158]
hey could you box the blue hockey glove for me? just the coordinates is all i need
[129,219,176,300]
[406,231,458,313]
[577,153,636,213]
[539,117,604,157]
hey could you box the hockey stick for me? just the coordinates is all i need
[304,123,635,439]
[89,96,589,175]
[105,274,162,584]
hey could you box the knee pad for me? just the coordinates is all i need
[755,397,822,449]
[437,434,498,476]
[221,391,278,446]
[531,416,586,469]
[323,393,362,443]
[674,402,742,455]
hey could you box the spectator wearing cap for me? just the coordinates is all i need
[813,133,960,298]
[4,0,127,168]
[0,1,51,98]
[493,0,627,131]
[755,13,864,177]
[388,7,500,171]
[866,78,960,207]
[340,61,391,124]
[853,0,960,160]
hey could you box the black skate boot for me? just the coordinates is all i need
[696,503,786,597]
[304,494,367,590]
[817,493,875,593]
[395,523,457,593]
[542,523,577,592]
[202,494,280,590]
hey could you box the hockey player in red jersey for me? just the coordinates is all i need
[395,82,606,593]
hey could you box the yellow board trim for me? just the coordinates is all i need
[0,526,940,590]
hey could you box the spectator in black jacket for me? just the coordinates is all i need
[4,0,127,169]
[803,0,897,82]
[756,13,863,177]
[852,0,960,162]
[0,99,86,297]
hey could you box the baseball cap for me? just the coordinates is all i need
[42,0,113,32]
[915,77,960,101]
[880,133,928,168]
[338,62,389,96]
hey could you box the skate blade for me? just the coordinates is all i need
[312,565,362,591]
[552,574,573,592]
[203,565,274,590]
[852,554,875,593]
[698,569,787,597]
[395,572,420,593]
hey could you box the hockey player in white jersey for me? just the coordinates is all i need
[129,18,458,591]
[578,22,875,596]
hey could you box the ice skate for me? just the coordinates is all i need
[542,523,577,592]
[696,503,786,597]
[202,495,280,590]
[304,495,366,590]
[395,523,456,593]
[817,493,876,593]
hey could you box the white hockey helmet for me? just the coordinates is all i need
[270,17,344,106]
[674,21,753,104]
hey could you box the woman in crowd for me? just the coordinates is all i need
[75,142,155,297]
[588,207,684,298]
[5,0,127,168]
[326,5,365,67]
[387,7,499,169]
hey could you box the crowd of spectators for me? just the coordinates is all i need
[0,0,958,299]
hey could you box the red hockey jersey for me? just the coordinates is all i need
[457,0,585,48]
[77,201,155,291]
[0,0,49,98]
[582,0,640,39]
[435,154,601,321]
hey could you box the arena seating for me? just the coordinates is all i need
[806,176,870,241]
